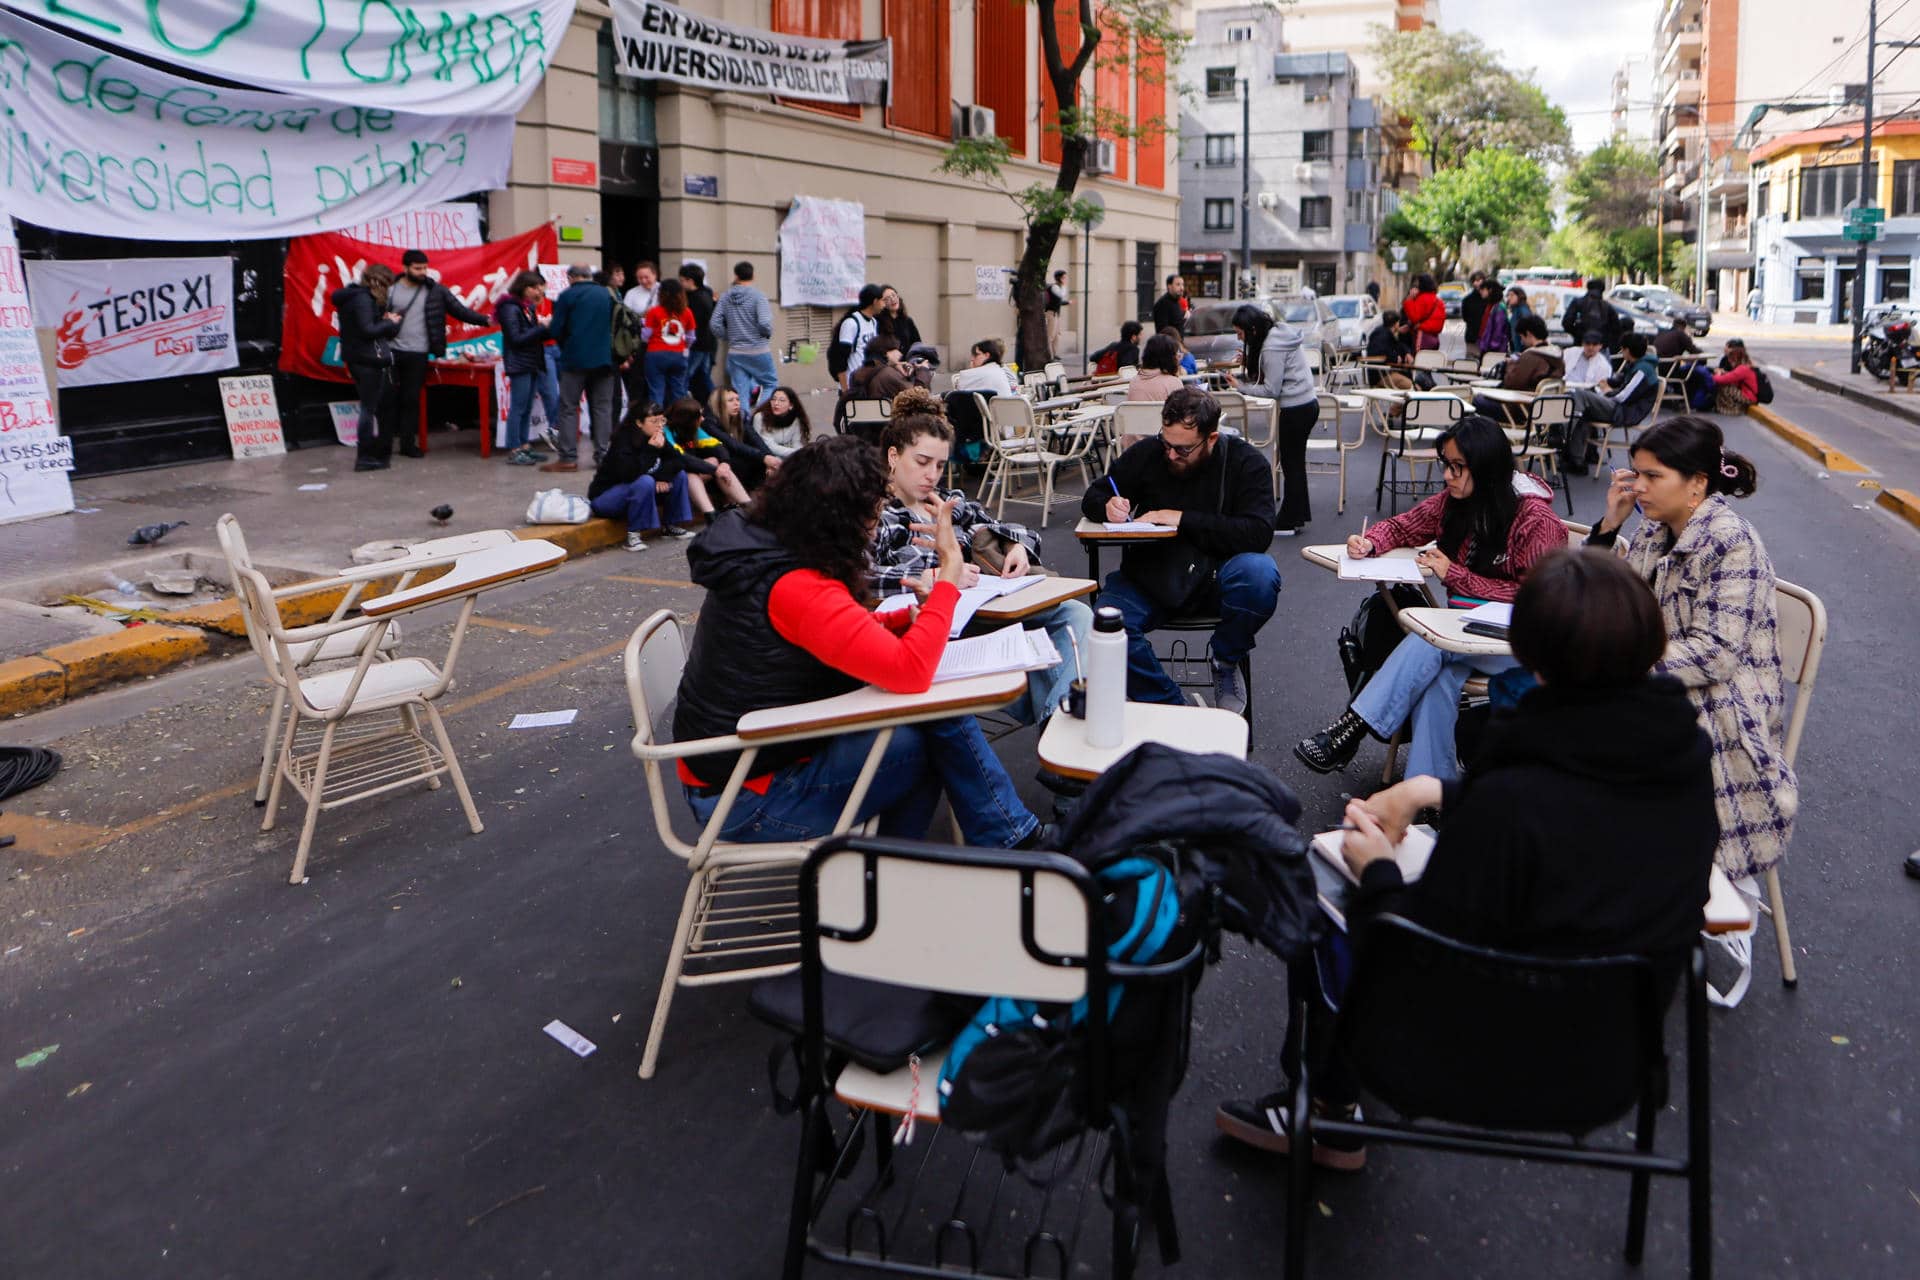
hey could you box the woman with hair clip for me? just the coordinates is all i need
[1587,415,1796,882]
[1225,302,1321,533]
[1295,415,1566,779]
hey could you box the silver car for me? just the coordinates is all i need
[1180,297,1339,369]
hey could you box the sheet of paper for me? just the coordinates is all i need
[510,709,578,730]
[1310,825,1438,887]
[879,575,1048,637]
[1460,601,1513,625]
[543,1019,597,1058]
[297,483,328,492]
[933,627,1057,683]
[1103,520,1174,532]
[1338,552,1425,584]
[875,592,914,615]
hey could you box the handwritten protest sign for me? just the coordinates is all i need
[612,0,889,105]
[26,256,236,388]
[0,13,513,239]
[0,0,571,116]
[0,217,73,525]
[218,373,286,459]
[340,204,483,251]
[778,197,866,308]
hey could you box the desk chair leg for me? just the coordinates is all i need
[261,709,298,833]
[1380,729,1402,784]
[424,703,483,834]
[401,705,440,790]
[639,868,708,1080]
[1624,1091,1658,1264]
[1765,866,1797,986]
[289,722,336,885]
[254,686,287,805]
[1685,945,1713,1280]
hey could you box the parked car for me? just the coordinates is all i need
[1181,297,1339,370]
[1323,294,1382,351]
[1516,284,1661,346]
[1609,284,1711,337]
[1437,281,1469,317]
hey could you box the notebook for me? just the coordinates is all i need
[932,626,1061,683]
[876,575,1046,638]
[1337,551,1425,584]
[1309,824,1437,933]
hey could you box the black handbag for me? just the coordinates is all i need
[1336,585,1428,698]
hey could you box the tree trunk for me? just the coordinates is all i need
[1011,143,1085,370]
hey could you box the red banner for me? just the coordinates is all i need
[278,225,559,382]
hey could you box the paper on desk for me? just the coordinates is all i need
[1103,520,1174,532]
[1311,825,1437,887]
[510,710,578,729]
[877,575,1046,637]
[933,626,1060,683]
[1338,552,1425,583]
[1460,601,1513,625]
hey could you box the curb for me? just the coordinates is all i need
[1743,404,1871,474]
[1789,366,1920,428]
[1,517,627,720]
[1875,487,1920,531]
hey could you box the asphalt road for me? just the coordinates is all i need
[2,397,1917,1278]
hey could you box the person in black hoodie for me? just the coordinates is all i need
[588,403,698,551]
[679,262,717,400]
[331,263,402,471]
[1216,549,1717,1170]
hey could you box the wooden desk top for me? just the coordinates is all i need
[1075,517,1178,542]
[1397,607,1512,658]
[359,539,566,616]
[335,529,520,581]
[974,576,1098,622]
[1300,543,1424,574]
[1038,702,1249,781]
[736,670,1027,740]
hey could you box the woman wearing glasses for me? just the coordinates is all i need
[1295,416,1566,779]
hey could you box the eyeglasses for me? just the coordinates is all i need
[1157,434,1204,458]
[1441,459,1469,477]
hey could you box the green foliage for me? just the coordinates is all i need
[1370,26,1572,170]
[1396,149,1551,275]
[1566,140,1659,235]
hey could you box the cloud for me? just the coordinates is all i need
[1442,0,1661,150]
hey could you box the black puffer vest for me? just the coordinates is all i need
[673,511,864,787]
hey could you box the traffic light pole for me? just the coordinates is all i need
[1852,0,1877,374]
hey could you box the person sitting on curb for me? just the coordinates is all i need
[587,402,698,551]
[664,397,752,521]
[1077,387,1279,714]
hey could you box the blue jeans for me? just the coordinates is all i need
[684,717,1037,848]
[1005,598,1093,724]
[645,350,690,407]
[589,473,691,532]
[686,349,714,400]
[1351,635,1520,782]
[505,352,562,451]
[726,350,779,412]
[1095,553,1282,704]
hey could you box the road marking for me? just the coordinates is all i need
[606,575,697,588]
[467,617,557,637]
[0,813,112,859]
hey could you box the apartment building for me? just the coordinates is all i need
[1176,9,1381,299]
[1612,55,1654,145]
[489,0,1181,382]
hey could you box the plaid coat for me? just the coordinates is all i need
[1613,495,1797,876]
[869,488,1042,597]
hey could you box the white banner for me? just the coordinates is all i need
[779,196,865,308]
[0,0,573,116]
[26,256,236,388]
[339,203,483,251]
[218,373,286,459]
[612,0,889,105]
[0,12,513,240]
[0,218,72,525]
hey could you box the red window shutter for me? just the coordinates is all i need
[885,0,950,138]
[1038,0,1081,167]
[973,0,1027,157]
[1135,42,1165,189]
[772,0,862,121]
[1094,15,1128,182]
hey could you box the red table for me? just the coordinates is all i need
[421,359,498,458]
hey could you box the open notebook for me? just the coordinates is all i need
[933,626,1061,683]
[876,575,1045,638]
[1309,824,1437,932]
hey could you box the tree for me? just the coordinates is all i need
[937,1,1184,368]
[1392,149,1551,278]
[1370,27,1572,170]
[1565,140,1662,280]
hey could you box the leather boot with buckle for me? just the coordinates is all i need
[1294,708,1370,774]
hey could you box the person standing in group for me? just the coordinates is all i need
[606,264,627,293]
[497,270,557,467]
[589,402,698,551]
[643,277,697,408]
[712,261,777,413]
[541,263,618,473]
[829,284,884,391]
[333,263,402,473]
[877,285,922,352]
[1586,416,1796,885]
[1459,270,1489,358]
[1365,280,1382,304]
[386,249,492,459]
[1474,279,1509,357]
[1046,269,1071,356]
[1152,274,1191,332]
[622,261,660,318]
[752,386,812,457]
[1401,274,1446,352]
[1561,277,1624,351]
[1225,302,1320,535]
[1126,334,1187,402]
[680,263,717,401]
[1502,286,1533,354]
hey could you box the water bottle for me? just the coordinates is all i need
[1084,606,1128,749]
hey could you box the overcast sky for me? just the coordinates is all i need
[1443,0,1661,151]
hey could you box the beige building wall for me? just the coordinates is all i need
[491,0,1181,398]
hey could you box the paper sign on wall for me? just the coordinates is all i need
[218,374,287,459]
[974,266,1010,302]
[778,197,865,307]
[26,256,237,389]
[0,218,73,525]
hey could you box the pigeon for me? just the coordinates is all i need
[430,504,454,524]
[127,520,188,546]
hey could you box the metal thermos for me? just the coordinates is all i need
[1085,606,1127,748]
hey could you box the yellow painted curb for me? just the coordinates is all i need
[1875,487,1920,531]
[518,518,624,557]
[1744,406,1871,474]
[43,625,211,698]
[0,656,66,717]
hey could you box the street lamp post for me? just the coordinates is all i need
[1851,0,1878,373]
[1239,76,1251,299]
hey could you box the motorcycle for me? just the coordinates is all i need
[1860,309,1916,379]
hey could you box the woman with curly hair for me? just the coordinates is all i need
[752,385,813,457]
[672,434,1048,848]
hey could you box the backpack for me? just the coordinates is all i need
[1337,585,1428,698]
[1753,366,1775,405]
[610,289,644,363]
[1092,346,1121,376]
[826,310,860,380]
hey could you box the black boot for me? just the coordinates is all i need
[1294,709,1370,774]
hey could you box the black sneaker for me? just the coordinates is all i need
[659,524,696,540]
[1215,1092,1366,1171]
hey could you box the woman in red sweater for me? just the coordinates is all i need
[1401,274,1446,352]
[672,433,1045,848]
[643,277,697,409]
[1295,416,1566,780]
[1711,338,1759,413]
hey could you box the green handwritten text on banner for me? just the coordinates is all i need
[0,12,511,239]
[0,0,573,115]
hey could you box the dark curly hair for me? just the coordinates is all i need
[749,434,888,593]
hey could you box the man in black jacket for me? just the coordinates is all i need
[1151,274,1190,332]
[1560,277,1623,351]
[388,249,492,456]
[1459,271,1488,357]
[680,262,717,400]
[1080,387,1278,713]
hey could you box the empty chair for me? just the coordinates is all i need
[1518,393,1577,515]
[1374,393,1459,512]
[1411,348,1448,372]
[1306,392,1365,515]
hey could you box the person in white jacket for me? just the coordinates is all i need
[1562,331,1614,386]
[1226,303,1320,533]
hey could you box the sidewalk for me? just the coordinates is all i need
[1709,314,1854,343]
[1787,360,1920,428]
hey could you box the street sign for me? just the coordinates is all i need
[1848,206,1886,225]
[1844,224,1881,242]
[1391,260,1409,272]
[1390,244,1407,261]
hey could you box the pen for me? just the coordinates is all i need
[1107,476,1122,500]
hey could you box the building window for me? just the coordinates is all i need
[1345,189,1368,223]
[974,0,1026,157]
[1303,131,1333,162]
[1894,161,1920,217]
[1204,198,1235,231]
[1348,128,1367,159]
[1796,256,1825,301]
[1206,67,1237,98]
[1798,162,1876,220]
[1300,197,1332,229]
[772,0,862,120]
[1755,179,1770,219]
[1204,134,1235,166]
[1881,257,1911,302]
[597,23,655,146]
[885,0,950,138]
[1226,24,1253,43]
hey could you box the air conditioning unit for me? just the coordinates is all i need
[951,104,997,141]
[1256,191,1281,211]
[1293,162,1314,181]
[1085,139,1118,175]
